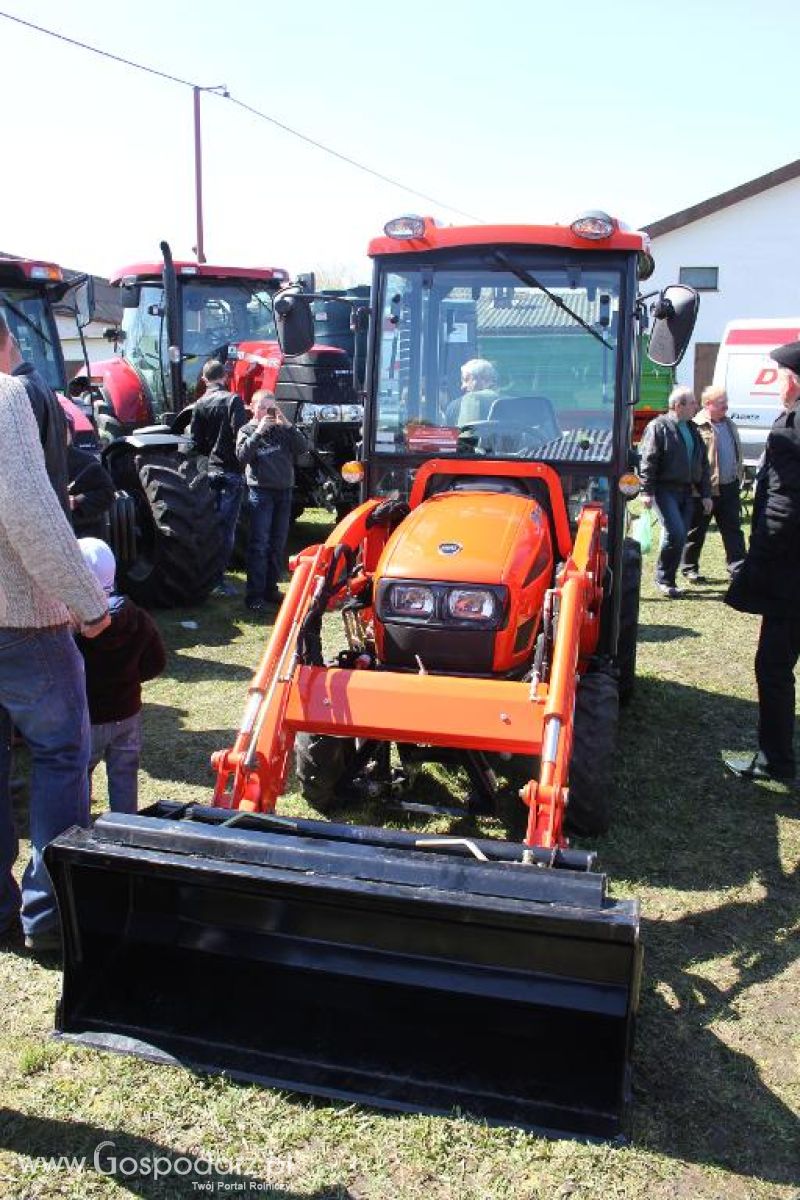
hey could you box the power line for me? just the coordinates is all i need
[0,8,484,223]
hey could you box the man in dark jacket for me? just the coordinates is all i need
[640,386,713,598]
[236,389,305,613]
[0,312,70,517]
[187,359,247,595]
[724,341,800,782]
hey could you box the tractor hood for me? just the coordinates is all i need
[376,490,549,586]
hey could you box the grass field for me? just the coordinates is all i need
[1,509,798,1199]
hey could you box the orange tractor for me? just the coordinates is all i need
[47,213,697,1138]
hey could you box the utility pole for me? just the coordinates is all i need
[192,84,229,264]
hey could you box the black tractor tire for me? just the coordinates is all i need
[114,455,223,608]
[294,733,357,812]
[617,537,642,703]
[565,668,619,838]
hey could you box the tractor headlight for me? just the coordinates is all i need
[447,588,496,621]
[299,403,341,422]
[386,584,435,617]
[341,404,364,423]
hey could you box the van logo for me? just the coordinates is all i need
[438,542,462,555]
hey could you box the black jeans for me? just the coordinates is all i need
[755,615,800,778]
[682,480,746,575]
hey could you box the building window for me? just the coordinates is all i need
[679,266,719,291]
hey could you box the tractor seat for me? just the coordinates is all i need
[488,394,561,441]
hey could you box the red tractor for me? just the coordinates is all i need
[0,253,222,607]
[79,244,363,520]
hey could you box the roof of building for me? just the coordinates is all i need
[643,158,800,239]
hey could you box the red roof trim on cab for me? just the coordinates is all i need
[368,222,646,258]
[109,263,289,285]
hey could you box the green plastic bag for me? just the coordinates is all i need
[632,513,653,553]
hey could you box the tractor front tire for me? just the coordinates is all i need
[119,456,222,607]
[294,733,357,812]
[566,668,619,838]
[617,537,642,703]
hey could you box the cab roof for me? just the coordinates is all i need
[110,262,290,286]
[0,256,64,284]
[368,218,648,258]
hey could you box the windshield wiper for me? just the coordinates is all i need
[492,251,612,350]
[2,299,53,348]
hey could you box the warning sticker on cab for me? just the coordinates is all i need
[406,424,460,453]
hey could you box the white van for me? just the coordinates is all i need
[713,319,800,467]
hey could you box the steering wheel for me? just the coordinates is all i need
[459,419,550,454]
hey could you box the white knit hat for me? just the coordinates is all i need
[79,537,117,596]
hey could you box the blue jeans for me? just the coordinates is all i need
[246,486,293,603]
[653,486,694,587]
[0,626,91,936]
[89,711,142,814]
[211,471,244,577]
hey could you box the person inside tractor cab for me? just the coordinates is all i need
[445,358,499,426]
[184,293,231,357]
[0,311,70,518]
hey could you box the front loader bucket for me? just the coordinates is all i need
[46,804,641,1140]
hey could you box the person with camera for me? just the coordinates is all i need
[236,390,304,614]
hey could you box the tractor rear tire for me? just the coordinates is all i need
[118,456,222,608]
[294,733,357,812]
[617,537,642,703]
[565,668,619,838]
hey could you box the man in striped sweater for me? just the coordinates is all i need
[0,372,110,954]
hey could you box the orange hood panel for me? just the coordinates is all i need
[376,491,549,585]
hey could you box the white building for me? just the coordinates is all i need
[642,158,800,392]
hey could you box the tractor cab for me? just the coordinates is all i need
[0,257,98,447]
[81,245,364,519]
[0,258,67,391]
[278,212,697,664]
[102,257,290,433]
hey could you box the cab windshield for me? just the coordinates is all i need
[0,289,63,391]
[181,279,280,401]
[374,264,622,464]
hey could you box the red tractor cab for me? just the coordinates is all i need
[81,245,362,518]
[0,256,98,451]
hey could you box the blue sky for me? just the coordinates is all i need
[1,0,797,282]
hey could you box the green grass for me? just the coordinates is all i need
[1,510,798,1199]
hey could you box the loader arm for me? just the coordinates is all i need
[214,493,606,852]
[211,497,387,811]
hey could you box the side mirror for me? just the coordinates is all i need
[119,286,140,309]
[103,326,125,344]
[74,277,96,328]
[648,285,699,367]
[274,286,315,357]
